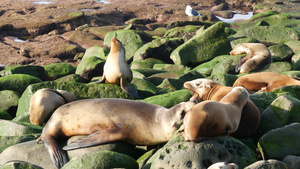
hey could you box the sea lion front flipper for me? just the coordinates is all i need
[63,128,124,151]
[93,74,106,83]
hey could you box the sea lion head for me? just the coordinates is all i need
[110,36,125,54]
[230,43,249,56]
[184,78,218,101]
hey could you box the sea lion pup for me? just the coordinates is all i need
[230,43,272,74]
[184,79,260,138]
[208,162,238,169]
[183,86,249,141]
[233,72,300,92]
[94,37,140,98]
[36,98,196,168]
[29,88,77,126]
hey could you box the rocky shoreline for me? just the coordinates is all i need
[1,0,300,168]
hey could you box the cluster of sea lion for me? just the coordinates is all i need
[29,38,300,168]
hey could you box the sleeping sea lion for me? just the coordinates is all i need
[95,37,140,98]
[36,98,196,168]
[183,86,249,141]
[233,72,300,92]
[184,78,260,138]
[230,43,272,74]
[29,88,77,126]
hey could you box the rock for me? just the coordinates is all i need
[193,55,229,76]
[0,65,46,80]
[125,41,144,61]
[75,56,105,81]
[0,161,43,169]
[163,25,201,41]
[0,134,40,153]
[207,73,238,86]
[256,62,292,74]
[232,26,299,44]
[285,40,300,54]
[230,38,259,48]
[132,68,167,78]
[131,58,166,69]
[43,63,76,80]
[210,55,241,75]
[143,135,256,169]
[55,74,87,83]
[131,78,157,98]
[245,159,292,169]
[133,38,183,63]
[86,25,126,40]
[291,51,300,64]
[79,46,109,61]
[103,30,152,48]
[170,22,231,66]
[0,120,42,136]
[0,140,55,169]
[153,64,191,74]
[258,123,300,160]
[268,44,294,61]
[283,155,300,169]
[137,149,157,169]
[0,90,20,118]
[15,81,133,120]
[146,72,183,86]
[211,2,229,11]
[293,60,300,70]
[281,71,300,78]
[0,74,42,94]
[0,111,11,120]
[62,30,103,48]
[142,89,192,108]
[62,151,139,169]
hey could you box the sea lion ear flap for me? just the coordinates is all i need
[200,80,211,89]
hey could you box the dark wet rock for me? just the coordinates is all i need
[258,123,300,161]
[283,155,300,169]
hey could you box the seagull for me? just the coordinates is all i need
[185,5,201,21]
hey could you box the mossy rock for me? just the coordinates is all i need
[293,60,300,70]
[103,30,152,48]
[146,72,183,86]
[153,64,191,74]
[0,111,11,120]
[15,81,133,118]
[285,40,300,54]
[130,58,166,69]
[125,41,145,61]
[0,134,40,153]
[163,25,201,40]
[0,65,46,80]
[62,151,138,169]
[137,149,157,169]
[193,55,229,76]
[132,68,167,77]
[249,10,279,21]
[281,71,300,78]
[131,78,158,98]
[268,44,294,61]
[142,89,192,108]
[55,74,87,83]
[230,38,259,48]
[0,90,20,118]
[291,51,300,64]
[258,123,300,160]
[0,120,42,136]
[0,74,42,94]
[210,55,241,75]
[207,73,238,86]
[43,63,76,80]
[75,56,105,81]
[80,46,109,61]
[53,11,84,23]
[170,22,231,66]
[255,62,292,73]
[0,161,43,169]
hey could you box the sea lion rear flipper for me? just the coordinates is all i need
[93,75,106,83]
[63,129,124,151]
[121,82,141,99]
[235,56,246,73]
[45,137,69,169]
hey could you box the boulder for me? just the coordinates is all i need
[55,74,87,83]
[0,161,43,169]
[146,72,183,86]
[193,55,229,76]
[43,63,76,81]
[62,151,138,169]
[163,25,201,41]
[75,56,105,81]
[170,22,231,66]
[245,159,292,169]
[0,65,46,80]
[281,71,300,78]
[131,78,157,98]
[153,64,191,74]
[255,62,292,73]
[207,73,238,86]
[131,58,166,69]
[0,111,11,120]
[285,40,300,54]
[125,41,145,61]
[0,90,20,118]
[230,38,259,48]
[0,140,55,169]
[258,123,300,160]
[283,155,300,169]
[132,68,167,77]
[143,135,256,169]
[0,120,42,136]
[291,51,300,64]
[0,74,42,94]
[210,55,241,75]
[0,134,40,153]
[62,30,103,48]
[268,44,294,61]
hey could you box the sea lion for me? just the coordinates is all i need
[183,86,249,142]
[95,37,140,98]
[29,88,77,126]
[233,72,300,92]
[184,78,260,138]
[36,98,196,168]
[230,43,272,74]
[208,162,238,169]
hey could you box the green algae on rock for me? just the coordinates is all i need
[43,63,76,80]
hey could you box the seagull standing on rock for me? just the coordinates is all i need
[185,5,201,21]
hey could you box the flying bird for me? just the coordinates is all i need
[185,5,201,21]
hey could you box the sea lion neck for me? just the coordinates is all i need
[202,84,222,101]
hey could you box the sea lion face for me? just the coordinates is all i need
[184,79,218,101]
[230,44,249,56]
[110,37,125,53]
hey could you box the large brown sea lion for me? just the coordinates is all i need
[29,88,77,126]
[230,43,272,74]
[184,78,260,138]
[95,37,140,98]
[233,72,300,92]
[184,86,249,141]
[36,98,196,168]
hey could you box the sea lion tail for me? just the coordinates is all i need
[44,137,69,169]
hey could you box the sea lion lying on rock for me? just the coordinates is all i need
[233,72,300,92]
[184,86,249,141]
[36,98,196,168]
[29,88,77,126]
[230,43,272,74]
[184,78,260,138]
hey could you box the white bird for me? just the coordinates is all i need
[185,5,201,21]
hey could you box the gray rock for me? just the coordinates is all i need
[0,140,56,169]
[143,135,256,169]
[0,161,43,169]
[283,155,300,169]
[245,159,292,169]
[258,123,300,160]
[0,134,40,153]
[0,120,42,136]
